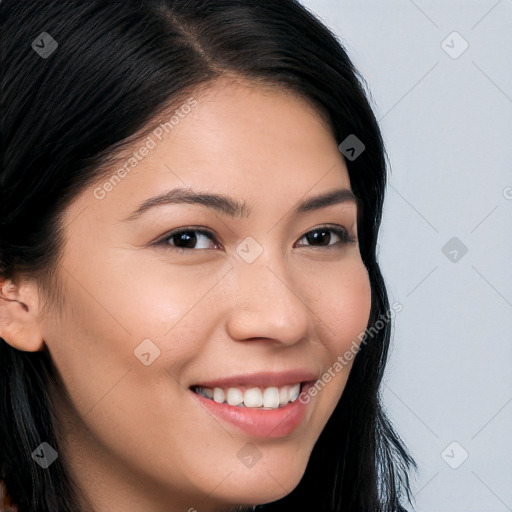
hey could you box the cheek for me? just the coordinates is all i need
[320,259,372,352]
[305,258,371,416]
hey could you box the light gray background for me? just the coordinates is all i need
[300,1,512,511]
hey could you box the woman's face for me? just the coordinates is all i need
[39,78,372,511]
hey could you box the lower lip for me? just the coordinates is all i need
[190,382,314,438]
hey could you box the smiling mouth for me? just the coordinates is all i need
[189,382,307,410]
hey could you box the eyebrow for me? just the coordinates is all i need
[122,186,357,222]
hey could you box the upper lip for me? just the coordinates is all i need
[190,369,319,389]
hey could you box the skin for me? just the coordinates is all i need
[0,77,372,512]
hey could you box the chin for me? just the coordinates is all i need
[215,458,307,506]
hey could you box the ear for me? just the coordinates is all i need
[0,277,45,352]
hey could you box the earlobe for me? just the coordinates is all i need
[0,278,45,352]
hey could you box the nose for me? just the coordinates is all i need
[225,251,312,346]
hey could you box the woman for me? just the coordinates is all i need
[0,1,417,510]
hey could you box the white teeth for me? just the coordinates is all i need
[279,386,290,406]
[244,387,263,407]
[194,383,303,409]
[226,388,244,406]
[289,383,300,402]
[213,387,225,403]
[263,387,280,408]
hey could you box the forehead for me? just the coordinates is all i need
[67,78,352,225]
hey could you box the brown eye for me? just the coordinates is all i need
[296,226,355,248]
[159,228,218,252]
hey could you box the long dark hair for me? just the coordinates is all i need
[0,1,417,510]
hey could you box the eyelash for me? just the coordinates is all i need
[155,225,356,253]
